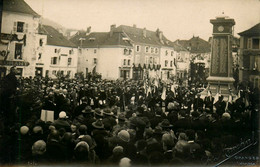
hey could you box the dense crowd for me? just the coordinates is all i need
[0,67,259,166]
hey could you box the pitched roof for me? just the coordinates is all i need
[3,0,40,17]
[168,42,188,52]
[174,36,211,53]
[238,23,260,36]
[39,25,76,48]
[70,25,173,48]
[116,25,172,47]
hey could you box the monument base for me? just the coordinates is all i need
[200,76,236,101]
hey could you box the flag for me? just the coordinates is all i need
[225,95,232,111]
[233,90,241,102]
[171,85,175,95]
[161,86,166,100]
[213,93,219,104]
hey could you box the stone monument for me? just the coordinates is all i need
[201,14,236,100]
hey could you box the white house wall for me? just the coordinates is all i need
[1,11,40,77]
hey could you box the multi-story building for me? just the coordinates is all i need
[37,25,78,78]
[0,0,40,78]
[174,36,211,84]
[238,23,260,89]
[71,25,177,80]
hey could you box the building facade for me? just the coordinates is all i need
[238,23,260,89]
[37,25,78,79]
[71,25,177,80]
[0,0,40,78]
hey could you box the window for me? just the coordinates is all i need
[39,39,43,46]
[145,46,149,53]
[170,61,173,67]
[15,43,23,59]
[165,50,168,56]
[94,49,97,53]
[124,48,128,55]
[93,58,97,64]
[52,70,56,75]
[151,48,154,53]
[51,57,58,64]
[155,48,158,54]
[129,49,132,55]
[60,71,64,75]
[124,59,127,65]
[55,49,57,53]
[136,45,140,52]
[68,58,72,65]
[252,38,259,49]
[69,49,73,54]
[165,60,168,67]
[171,51,174,56]
[17,22,24,33]
[149,57,153,64]
[38,53,42,60]
[128,59,130,65]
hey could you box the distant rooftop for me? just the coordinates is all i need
[3,0,40,17]
[238,23,260,37]
[39,25,76,48]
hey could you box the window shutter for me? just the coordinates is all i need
[13,22,17,32]
[24,23,28,33]
[248,38,252,49]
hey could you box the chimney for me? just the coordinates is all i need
[156,28,160,36]
[159,31,163,41]
[143,28,146,38]
[86,26,91,35]
[110,24,116,37]
[133,24,136,28]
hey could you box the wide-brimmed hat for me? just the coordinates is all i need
[92,119,104,129]
[159,119,173,128]
[103,109,114,116]
[82,106,92,114]
[94,108,103,117]
[153,126,163,134]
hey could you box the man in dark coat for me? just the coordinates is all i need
[204,91,214,113]
[0,66,18,125]
[214,95,226,118]
[193,94,203,112]
[52,111,71,131]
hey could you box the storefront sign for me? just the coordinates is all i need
[0,60,29,66]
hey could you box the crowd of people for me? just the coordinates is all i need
[0,67,259,166]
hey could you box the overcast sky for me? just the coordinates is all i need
[25,0,260,42]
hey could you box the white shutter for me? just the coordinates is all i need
[13,22,17,32]
[24,23,28,33]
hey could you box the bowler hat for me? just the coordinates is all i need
[159,119,173,128]
[103,108,114,116]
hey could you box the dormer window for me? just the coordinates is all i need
[39,39,43,46]
[124,48,128,55]
[89,37,96,41]
[165,50,168,56]
[122,37,130,41]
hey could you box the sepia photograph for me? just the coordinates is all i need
[0,0,259,166]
